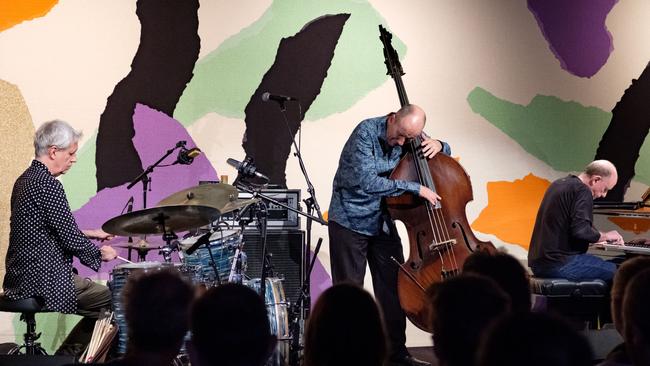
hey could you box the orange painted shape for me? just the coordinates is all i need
[472,173,551,250]
[0,0,59,32]
[607,217,650,235]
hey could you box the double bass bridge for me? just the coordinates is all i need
[429,239,457,253]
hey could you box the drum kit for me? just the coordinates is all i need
[102,182,291,364]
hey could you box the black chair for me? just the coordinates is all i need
[0,294,49,355]
[530,277,608,329]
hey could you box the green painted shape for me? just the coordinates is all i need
[467,87,612,172]
[173,0,405,125]
[467,86,650,186]
[12,312,82,354]
[61,130,97,210]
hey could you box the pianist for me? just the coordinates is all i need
[528,160,623,282]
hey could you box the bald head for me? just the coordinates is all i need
[386,104,426,146]
[580,159,618,199]
[584,160,617,178]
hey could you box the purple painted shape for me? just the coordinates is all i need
[71,102,333,301]
[309,250,332,308]
[528,0,617,78]
[73,103,218,279]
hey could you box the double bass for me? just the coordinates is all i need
[379,25,496,332]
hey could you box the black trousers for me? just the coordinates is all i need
[328,220,408,359]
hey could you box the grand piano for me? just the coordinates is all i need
[592,188,650,255]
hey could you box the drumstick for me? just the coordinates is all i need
[117,256,134,264]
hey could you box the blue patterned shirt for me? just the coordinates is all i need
[328,115,451,236]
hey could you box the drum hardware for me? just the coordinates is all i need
[113,240,160,262]
[179,228,246,286]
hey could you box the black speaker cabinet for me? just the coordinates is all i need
[243,230,305,305]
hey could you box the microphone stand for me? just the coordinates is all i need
[126,141,186,261]
[257,100,328,366]
[127,140,186,209]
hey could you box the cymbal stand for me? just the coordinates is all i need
[257,200,272,300]
[152,213,178,263]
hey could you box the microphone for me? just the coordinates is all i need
[227,157,270,182]
[261,92,298,103]
[185,232,212,255]
[176,147,202,165]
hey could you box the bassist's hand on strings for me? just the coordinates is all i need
[419,185,442,206]
[420,137,444,159]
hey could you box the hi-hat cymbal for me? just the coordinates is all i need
[157,183,238,211]
[113,241,161,251]
[113,244,160,251]
[102,205,220,236]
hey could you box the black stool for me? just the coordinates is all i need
[0,294,49,355]
[530,277,609,329]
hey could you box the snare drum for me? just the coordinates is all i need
[110,261,182,354]
[245,277,290,366]
[180,229,243,285]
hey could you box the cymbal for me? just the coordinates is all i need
[113,244,160,252]
[157,183,238,211]
[102,205,220,236]
[113,241,161,251]
[221,198,259,214]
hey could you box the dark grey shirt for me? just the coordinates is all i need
[528,175,600,269]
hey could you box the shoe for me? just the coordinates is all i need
[389,354,431,366]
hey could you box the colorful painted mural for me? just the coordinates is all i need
[2,0,650,351]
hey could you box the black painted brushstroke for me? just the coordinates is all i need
[242,14,350,187]
[95,0,200,190]
[595,61,650,201]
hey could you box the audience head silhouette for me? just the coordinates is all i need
[477,311,592,366]
[462,251,532,313]
[611,256,650,334]
[622,268,650,366]
[428,274,510,366]
[304,283,387,366]
[190,283,276,366]
[123,268,194,360]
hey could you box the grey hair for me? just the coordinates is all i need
[584,159,615,177]
[34,120,82,157]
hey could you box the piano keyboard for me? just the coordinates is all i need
[594,241,650,255]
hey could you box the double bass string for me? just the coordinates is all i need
[411,138,458,273]
[413,137,459,274]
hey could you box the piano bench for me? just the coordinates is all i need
[530,277,609,329]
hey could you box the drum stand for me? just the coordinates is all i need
[151,213,178,263]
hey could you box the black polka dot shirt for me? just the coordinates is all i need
[3,160,102,314]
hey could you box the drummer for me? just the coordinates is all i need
[2,120,117,355]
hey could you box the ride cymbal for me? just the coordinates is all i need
[102,205,220,236]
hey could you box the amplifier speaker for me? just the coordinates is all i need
[0,355,76,366]
[243,230,305,305]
